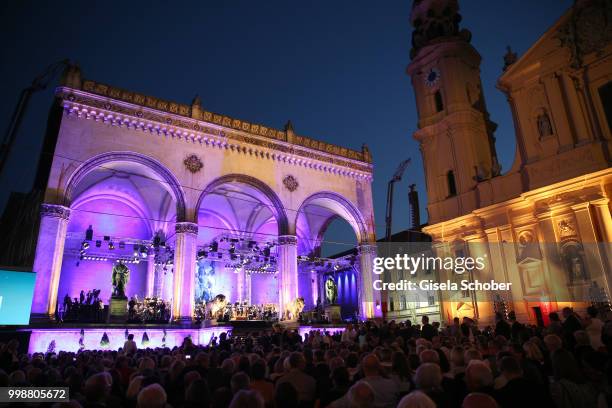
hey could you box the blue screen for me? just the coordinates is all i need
[0,270,36,325]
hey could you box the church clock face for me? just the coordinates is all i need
[424,67,441,87]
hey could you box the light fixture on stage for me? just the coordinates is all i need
[85,225,93,241]
[217,253,222,259]
[108,241,115,250]
[81,241,90,250]
[140,246,148,258]
[263,246,271,257]
[334,264,341,271]
[96,240,101,248]
[133,244,139,257]
[209,241,218,252]
[197,249,208,260]
[104,235,110,241]
[119,241,125,249]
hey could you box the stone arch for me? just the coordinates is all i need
[63,151,187,221]
[295,191,369,244]
[195,174,290,236]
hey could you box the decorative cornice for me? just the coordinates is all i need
[40,203,71,220]
[278,235,298,246]
[175,222,198,235]
[57,81,373,178]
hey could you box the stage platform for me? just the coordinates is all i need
[13,322,347,354]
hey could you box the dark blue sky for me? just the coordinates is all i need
[0,1,572,253]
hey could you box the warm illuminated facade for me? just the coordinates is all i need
[407,0,612,325]
[30,68,380,322]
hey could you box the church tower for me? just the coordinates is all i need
[407,0,499,224]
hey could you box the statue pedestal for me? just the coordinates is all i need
[108,296,128,323]
[324,304,342,323]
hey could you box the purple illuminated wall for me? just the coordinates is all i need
[26,327,232,353]
[250,274,278,305]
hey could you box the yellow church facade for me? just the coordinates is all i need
[406,0,612,326]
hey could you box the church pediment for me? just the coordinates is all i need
[499,1,612,89]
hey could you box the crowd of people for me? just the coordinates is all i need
[1,306,611,408]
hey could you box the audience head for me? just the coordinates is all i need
[415,363,442,391]
[462,392,498,408]
[361,353,381,377]
[230,371,250,394]
[347,381,375,408]
[137,384,166,408]
[228,390,264,408]
[465,360,493,391]
[398,391,436,408]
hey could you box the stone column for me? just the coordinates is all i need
[172,222,198,322]
[245,271,252,305]
[591,198,612,295]
[358,243,380,319]
[145,253,156,297]
[236,267,245,302]
[31,204,70,320]
[277,235,298,319]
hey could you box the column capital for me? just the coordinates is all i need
[357,243,377,254]
[40,203,70,220]
[591,198,610,207]
[175,222,198,235]
[278,235,297,245]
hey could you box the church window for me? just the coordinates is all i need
[599,81,612,135]
[434,90,444,112]
[447,170,457,196]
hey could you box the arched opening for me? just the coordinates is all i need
[295,192,368,320]
[194,175,289,316]
[58,154,184,322]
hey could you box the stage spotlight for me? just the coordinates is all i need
[133,244,139,257]
[81,241,89,250]
[197,249,206,260]
[334,264,341,270]
[85,225,93,241]
[96,240,102,248]
[108,241,115,250]
[209,241,218,252]
[140,246,148,258]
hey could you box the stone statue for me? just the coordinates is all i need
[325,276,338,304]
[112,263,130,298]
[537,112,553,138]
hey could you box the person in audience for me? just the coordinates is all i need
[1,308,611,408]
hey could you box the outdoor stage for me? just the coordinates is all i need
[19,322,346,354]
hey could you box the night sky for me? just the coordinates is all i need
[0,0,572,254]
